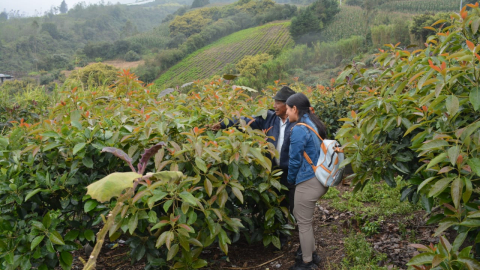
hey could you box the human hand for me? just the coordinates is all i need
[210,123,221,131]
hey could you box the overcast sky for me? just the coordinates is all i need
[1,0,136,16]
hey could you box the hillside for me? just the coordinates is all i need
[155,21,293,86]
[0,2,181,76]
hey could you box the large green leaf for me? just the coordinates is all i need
[49,231,65,245]
[419,140,449,151]
[407,253,435,265]
[470,86,480,111]
[31,235,45,250]
[179,191,198,205]
[428,177,453,197]
[195,157,207,173]
[72,143,86,155]
[86,172,141,202]
[468,158,480,177]
[451,178,463,209]
[446,95,459,117]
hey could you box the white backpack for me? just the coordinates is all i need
[296,123,345,187]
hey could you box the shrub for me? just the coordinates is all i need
[68,63,118,88]
[236,53,273,78]
[124,50,141,62]
[0,72,292,269]
[39,74,55,85]
[336,5,480,269]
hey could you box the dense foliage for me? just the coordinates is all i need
[0,71,306,269]
[336,4,480,269]
[289,0,339,43]
[0,2,180,75]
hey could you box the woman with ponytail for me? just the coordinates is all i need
[285,93,328,270]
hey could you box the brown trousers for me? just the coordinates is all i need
[293,177,329,262]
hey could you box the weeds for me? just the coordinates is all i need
[325,177,420,219]
[341,233,388,269]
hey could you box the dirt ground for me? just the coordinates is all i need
[65,183,448,270]
[62,60,145,78]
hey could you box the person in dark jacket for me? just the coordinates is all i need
[211,86,297,215]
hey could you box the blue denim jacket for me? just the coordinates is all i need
[287,114,321,185]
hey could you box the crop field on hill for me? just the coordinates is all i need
[321,6,413,42]
[378,0,459,13]
[155,21,293,86]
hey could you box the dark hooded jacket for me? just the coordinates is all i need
[221,109,296,188]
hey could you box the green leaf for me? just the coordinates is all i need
[459,218,480,227]
[25,188,43,202]
[463,177,473,203]
[82,156,94,168]
[32,220,46,231]
[86,172,141,202]
[64,230,79,242]
[60,251,73,267]
[434,218,458,236]
[446,95,459,117]
[468,158,480,177]
[418,177,436,192]
[43,142,61,151]
[0,137,9,148]
[147,190,168,209]
[428,177,453,197]
[265,208,275,221]
[188,238,203,247]
[148,211,157,223]
[163,199,173,212]
[470,86,480,111]
[42,213,51,228]
[192,259,208,269]
[258,183,269,193]
[84,229,95,242]
[167,244,179,261]
[128,212,139,235]
[272,236,281,249]
[457,256,480,269]
[427,153,447,169]
[151,221,170,232]
[179,191,198,205]
[73,143,86,155]
[231,186,243,204]
[49,231,65,245]
[451,178,463,209]
[84,200,98,213]
[419,139,449,151]
[447,146,460,166]
[195,157,207,173]
[407,253,435,265]
[31,235,45,250]
[204,179,212,197]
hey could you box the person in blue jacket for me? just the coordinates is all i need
[286,93,328,270]
[211,86,297,214]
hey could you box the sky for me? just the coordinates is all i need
[1,0,136,17]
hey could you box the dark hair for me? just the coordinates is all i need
[286,93,327,139]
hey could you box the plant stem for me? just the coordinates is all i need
[83,189,133,270]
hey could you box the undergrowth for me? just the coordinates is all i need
[322,177,421,219]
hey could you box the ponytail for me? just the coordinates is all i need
[286,93,327,139]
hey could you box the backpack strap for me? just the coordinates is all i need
[295,123,327,154]
[294,123,330,173]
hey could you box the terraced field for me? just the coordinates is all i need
[155,21,292,86]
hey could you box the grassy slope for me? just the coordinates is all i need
[155,21,293,86]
